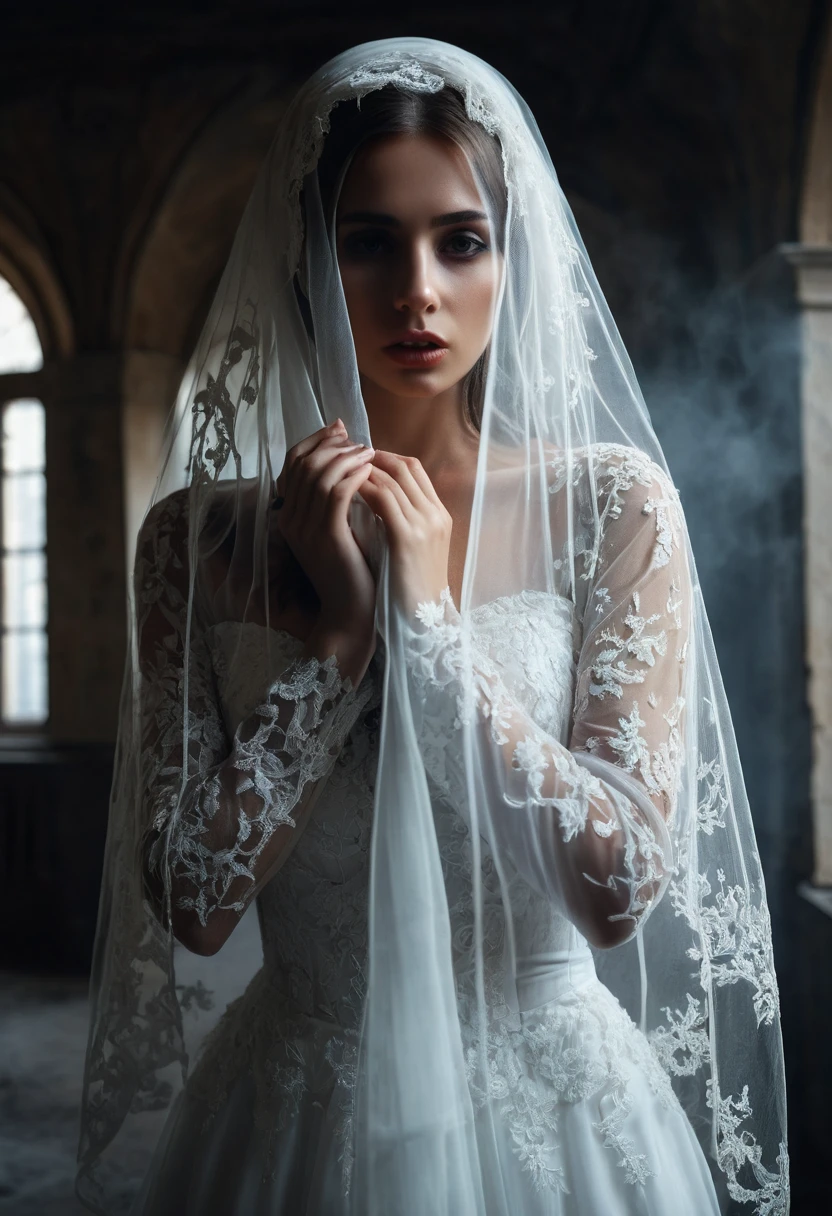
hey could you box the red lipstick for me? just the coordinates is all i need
[384,329,449,369]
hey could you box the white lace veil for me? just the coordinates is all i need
[76,37,789,1215]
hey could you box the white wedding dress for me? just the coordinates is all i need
[76,40,787,1213]
[129,565,721,1215]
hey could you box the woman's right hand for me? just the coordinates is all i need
[274,418,377,678]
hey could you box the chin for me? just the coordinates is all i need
[365,362,469,401]
[386,376,457,399]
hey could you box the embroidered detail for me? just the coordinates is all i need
[707,1084,790,1216]
[691,871,781,1028]
[667,577,683,628]
[648,993,710,1076]
[589,595,667,701]
[347,57,446,96]
[405,582,672,927]
[641,496,675,569]
[668,861,780,1031]
[460,978,676,1192]
[415,585,454,628]
[138,490,372,929]
[547,445,683,584]
[552,752,608,840]
[696,757,730,834]
[608,703,649,771]
[593,1090,653,1186]
[88,453,782,1214]
[189,314,260,485]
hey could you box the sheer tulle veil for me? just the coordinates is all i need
[76,37,789,1215]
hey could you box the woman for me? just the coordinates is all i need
[76,38,789,1216]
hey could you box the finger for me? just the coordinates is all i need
[369,449,440,516]
[316,446,376,496]
[276,419,346,494]
[357,472,409,537]
[294,442,372,524]
[327,461,375,526]
[306,447,376,530]
[289,418,345,463]
[282,434,358,517]
[364,460,418,520]
[399,454,445,511]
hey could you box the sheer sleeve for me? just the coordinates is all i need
[402,446,691,948]
[136,492,373,947]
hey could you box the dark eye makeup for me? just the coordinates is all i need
[340,227,490,261]
[341,229,393,257]
[443,232,489,257]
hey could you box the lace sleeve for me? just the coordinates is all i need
[402,448,691,948]
[137,492,372,944]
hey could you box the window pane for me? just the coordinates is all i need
[3,472,46,551]
[3,552,47,628]
[2,629,48,724]
[3,399,45,473]
[0,278,43,374]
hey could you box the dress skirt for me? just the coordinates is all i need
[128,974,722,1216]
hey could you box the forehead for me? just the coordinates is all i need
[337,132,484,215]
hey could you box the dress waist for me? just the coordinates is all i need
[257,947,597,1029]
[514,947,597,1012]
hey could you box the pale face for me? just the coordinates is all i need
[335,132,499,404]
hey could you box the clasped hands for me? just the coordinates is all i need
[273,418,452,632]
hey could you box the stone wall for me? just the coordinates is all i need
[0,1,824,748]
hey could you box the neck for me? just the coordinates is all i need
[360,375,480,483]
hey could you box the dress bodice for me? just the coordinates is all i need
[207,589,577,742]
[121,452,731,1210]
[205,591,590,1031]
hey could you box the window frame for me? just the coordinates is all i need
[0,370,49,735]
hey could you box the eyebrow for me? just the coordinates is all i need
[338,209,488,228]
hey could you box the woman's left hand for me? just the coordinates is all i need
[356,450,452,615]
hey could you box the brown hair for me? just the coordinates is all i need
[270,86,506,621]
[304,84,507,431]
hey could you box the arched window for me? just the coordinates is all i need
[0,276,43,374]
[0,276,48,727]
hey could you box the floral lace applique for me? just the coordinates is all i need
[439,806,679,1194]
[346,56,446,96]
[137,492,373,928]
[707,1084,790,1216]
[648,993,710,1077]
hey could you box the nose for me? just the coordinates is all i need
[393,241,438,315]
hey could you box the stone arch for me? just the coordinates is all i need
[120,87,288,563]
[0,185,74,362]
[124,88,288,359]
